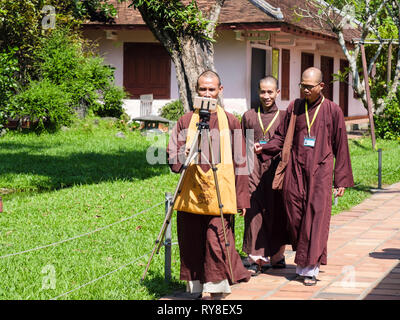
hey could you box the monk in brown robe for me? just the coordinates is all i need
[167,71,251,299]
[241,76,290,274]
[255,67,354,286]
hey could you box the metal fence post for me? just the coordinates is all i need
[378,148,382,189]
[164,192,172,282]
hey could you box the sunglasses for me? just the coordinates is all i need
[299,82,321,90]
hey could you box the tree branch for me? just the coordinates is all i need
[368,41,384,75]
[206,0,225,39]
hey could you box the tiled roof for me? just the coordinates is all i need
[84,0,359,41]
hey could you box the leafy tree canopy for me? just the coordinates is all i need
[0,0,117,79]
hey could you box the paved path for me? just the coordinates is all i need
[161,182,400,300]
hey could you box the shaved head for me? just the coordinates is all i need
[259,75,280,110]
[259,76,279,90]
[196,70,223,103]
[302,67,323,83]
[197,70,221,89]
[300,67,324,102]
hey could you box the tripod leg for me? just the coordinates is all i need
[205,129,235,284]
[141,130,201,282]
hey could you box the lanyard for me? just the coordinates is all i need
[305,96,325,136]
[257,107,280,137]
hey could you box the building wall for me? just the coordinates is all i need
[82,28,366,119]
[214,31,248,115]
[269,34,366,117]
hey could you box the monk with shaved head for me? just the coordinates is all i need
[255,67,354,286]
[241,76,290,275]
[167,70,251,299]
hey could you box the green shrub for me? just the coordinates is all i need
[36,28,127,119]
[95,85,127,118]
[2,28,126,133]
[0,48,20,130]
[374,94,400,140]
[11,80,74,133]
[159,100,184,121]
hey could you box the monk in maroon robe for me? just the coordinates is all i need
[167,71,251,299]
[255,67,354,286]
[241,76,290,274]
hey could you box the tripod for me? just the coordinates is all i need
[141,108,235,283]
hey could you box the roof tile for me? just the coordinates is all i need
[84,0,359,41]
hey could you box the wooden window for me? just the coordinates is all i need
[320,56,334,101]
[301,52,314,74]
[300,52,314,98]
[281,49,290,100]
[251,48,266,109]
[123,42,171,99]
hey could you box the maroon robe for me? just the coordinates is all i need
[241,104,290,258]
[167,109,251,284]
[260,96,354,267]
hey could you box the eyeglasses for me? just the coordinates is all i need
[299,82,321,90]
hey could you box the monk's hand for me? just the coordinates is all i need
[239,208,246,217]
[334,187,346,197]
[254,143,262,154]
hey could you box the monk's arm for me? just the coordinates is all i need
[167,118,187,173]
[257,112,289,162]
[230,114,250,210]
[332,107,354,189]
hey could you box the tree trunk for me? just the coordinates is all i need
[134,0,225,113]
[170,36,217,112]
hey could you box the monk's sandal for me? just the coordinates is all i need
[303,276,317,286]
[248,263,261,277]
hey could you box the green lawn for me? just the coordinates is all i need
[0,118,399,299]
[0,119,182,300]
[331,137,400,215]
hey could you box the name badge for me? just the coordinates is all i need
[304,136,316,148]
[259,140,268,145]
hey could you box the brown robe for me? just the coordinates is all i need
[241,104,290,258]
[167,109,251,284]
[260,96,354,267]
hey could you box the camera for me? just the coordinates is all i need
[193,96,217,111]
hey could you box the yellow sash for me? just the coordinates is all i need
[173,105,238,215]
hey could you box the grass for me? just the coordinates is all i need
[0,118,399,300]
[0,118,182,300]
[330,137,400,215]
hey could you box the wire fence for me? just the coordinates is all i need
[50,239,179,300]
[50,251,152,300]
[0,188,182,302]
[0,201,164,259]
[0,197,179,299]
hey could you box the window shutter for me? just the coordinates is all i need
[281,49,290,100]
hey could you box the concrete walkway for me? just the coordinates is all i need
[161,182,400,300]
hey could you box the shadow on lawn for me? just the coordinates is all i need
[141,273,185,300]
[0,141,63,151]
[0,146,171,191]
[352,184,374,193]
[350,139,371,151]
